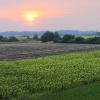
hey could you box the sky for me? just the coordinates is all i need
[0,0,100,31]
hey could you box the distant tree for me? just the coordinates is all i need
[62,34,75,43]
[0,36,8,42]
[40,31,55,42]
[87,37,100,44]
[26,36,30,40]
[53,32,61,42]
[0,36,4,41]
[8,36,18,42]
[2,37,8,42]
[75,37,85,43]
[33,34,39,40]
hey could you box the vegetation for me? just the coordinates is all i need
[0,31,100,43]
[53,32,61,43]
[36,82,100,100]
[40,31,55,42]
[8,36,19,42]
[40,31,100,44]
[0,36,18,42]
[87,37,100,44]
[40,31,61,42]
[0,36,8,42]
[26,36,31,40]
[75,37,86,43]
[62,34,75,43]
[33,34,39,40]
[1,51,100,99]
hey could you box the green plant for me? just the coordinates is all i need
[62,34,75,43]
[1,51,100,99]
[40,31,55,42]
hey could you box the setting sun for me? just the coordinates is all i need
[21,11,41,24]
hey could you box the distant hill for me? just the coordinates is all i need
[57,30,96,36]
[0,30,97,37]
[0,31,44,37]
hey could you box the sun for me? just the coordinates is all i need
[21,11,41,24]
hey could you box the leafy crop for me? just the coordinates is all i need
[0,51,100,99]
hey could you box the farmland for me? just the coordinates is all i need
[0,50,100,99]
[37,82,100,100]
[0,42,100,60]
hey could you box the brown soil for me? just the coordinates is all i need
[0,42,100,60]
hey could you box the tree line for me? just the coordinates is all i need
[0,36,18,42]
[0,31,100,44]
[40,31,100,44]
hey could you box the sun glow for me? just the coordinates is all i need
[21,11,41,24]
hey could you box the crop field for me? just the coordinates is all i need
[0,50,100,100]
[0,42,100,60]
[37,82,100,100]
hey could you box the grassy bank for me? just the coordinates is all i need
[34,82,100,100]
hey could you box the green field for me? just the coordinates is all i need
[0,51,100,100]
[35,82,100,100]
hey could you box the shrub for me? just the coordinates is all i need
[62,34,75,43]
[8,36,19,42]
[0,35,4,41]
[0,36,8,42]
[87,37,100,44]
[75,37,86,43]
[53,32,61,43]
[41,31,55,42]
[33,34,39,40]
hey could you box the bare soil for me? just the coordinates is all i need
[0,42,100,60]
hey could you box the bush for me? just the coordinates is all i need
[33,34,39,40]
[87,37,100,44]
[62,34,75,43]
[41,31,55,42]
[8,36,19,42]
[53,32,61,43]
[0,36,8,42]
[26,36,30,40]
[75,37,86,43]
[0,36,4,41]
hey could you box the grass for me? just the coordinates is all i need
[35,82,100,100]
[0,51,100,99]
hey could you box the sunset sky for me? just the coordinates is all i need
[0,0,100,31]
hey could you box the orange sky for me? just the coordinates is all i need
[0,0,100,31]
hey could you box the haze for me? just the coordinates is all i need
[0,0,100,31]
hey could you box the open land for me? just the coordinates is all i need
[0,42,100,60]
[0,50,100,100]
[1,42,100,100]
